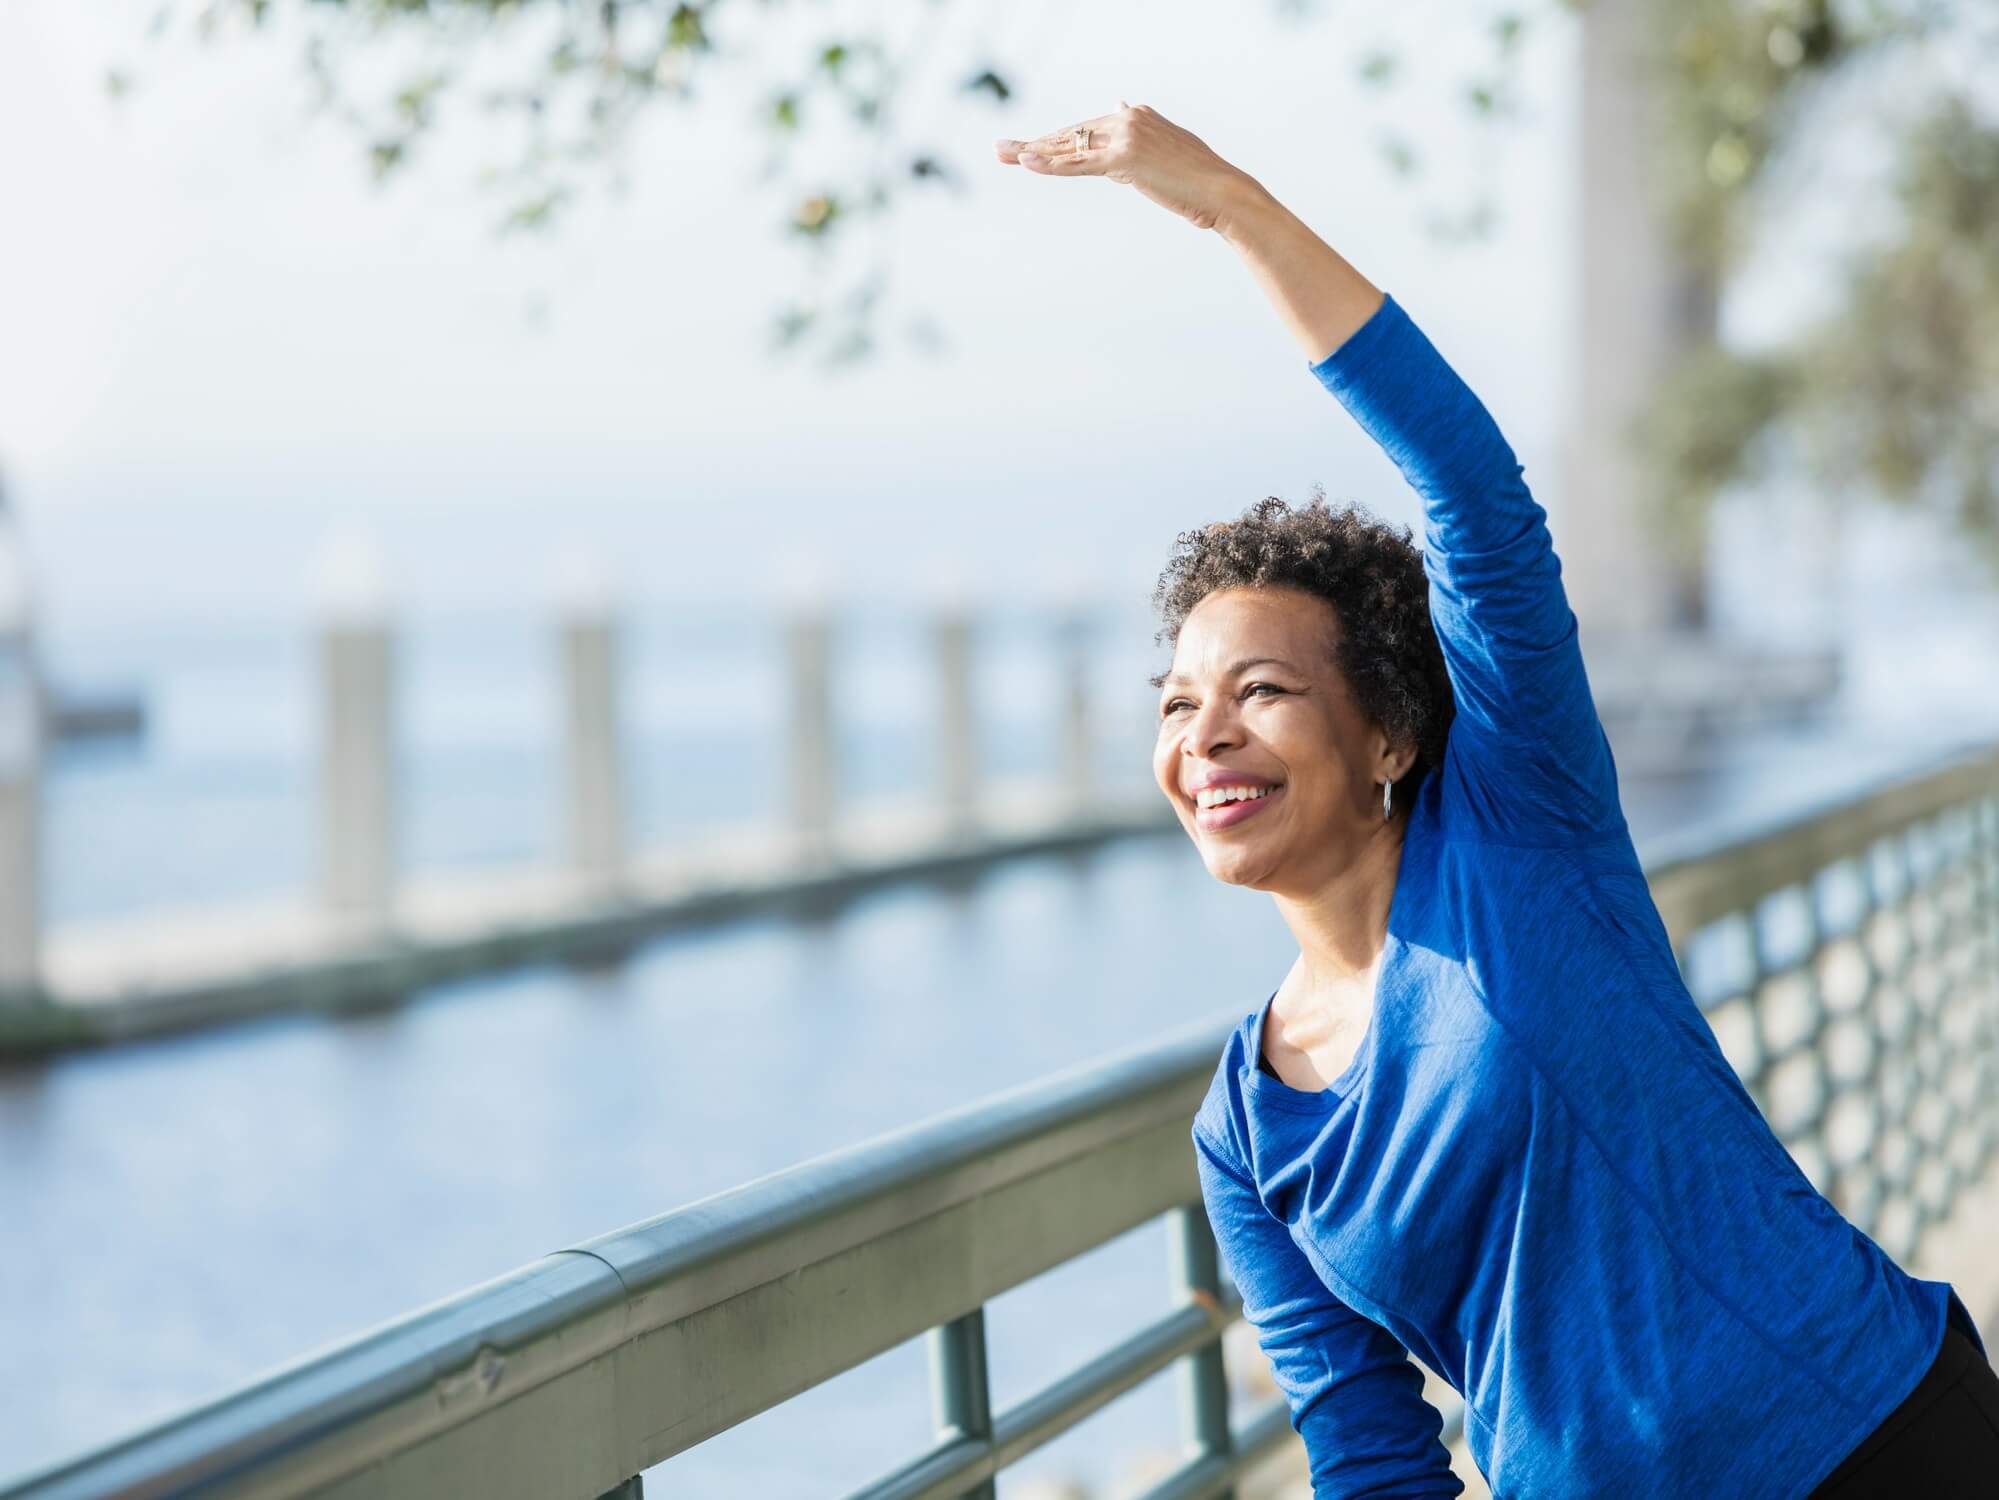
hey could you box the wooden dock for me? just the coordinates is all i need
[0,785,1179,1054]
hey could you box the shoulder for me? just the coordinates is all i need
[1414,766,1639,898]
[1191,1012,1257,1170]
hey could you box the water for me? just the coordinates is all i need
[37,601,1153,923]
[2,842,1292,1495]
[4,606,1997,1494]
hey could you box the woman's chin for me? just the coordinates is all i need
[1197,840,1277,889]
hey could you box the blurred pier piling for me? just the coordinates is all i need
[0,537,1174,1054]
[316,532,397,926]
[780,552,839,871]
[558,553,627,889]
[4,791,1173,1053]
[0,500,41,1005]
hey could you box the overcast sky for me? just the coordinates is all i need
[1,2,1581,630]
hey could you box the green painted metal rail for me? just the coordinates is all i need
[2,1009,1286,1500]
[5,739,1996,1500]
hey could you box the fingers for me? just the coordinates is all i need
[992,131,1092,167]
[993,107,1129,170]
[1012,148,1095,176]
[1030,111,1118,157]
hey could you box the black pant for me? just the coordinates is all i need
[1804,1323,1999,1497]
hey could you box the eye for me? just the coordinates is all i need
[1161,697,1194,717]
[1243,682,1285,699]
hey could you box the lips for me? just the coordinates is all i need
[1191,782,1282,832]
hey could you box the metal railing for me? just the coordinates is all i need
[7,740,1997,1500]
[1649,740,1999,1266]
[3,1010,1291,1500]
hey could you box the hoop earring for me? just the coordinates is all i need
[1382,777,1394,820]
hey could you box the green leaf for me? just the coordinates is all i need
[393,74,444,126]
[964,68,1011,102]
[1377,133,1419,178]
[826,328,873,366]
[502,187,571,233]
[1356,50,1396,87]
[772,305,816,349]
[667,4,708,51]
[1705,132,1752,188]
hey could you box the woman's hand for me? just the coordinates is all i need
[993,102,1262,233]
[996,100,1381,364]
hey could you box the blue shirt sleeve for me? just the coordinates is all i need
[1193,1126,1463,1499]
[1309,294,1625,843]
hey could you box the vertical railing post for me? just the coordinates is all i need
[1968,785,1999,1176]
[1171,1202,1236,1492]
[927,1307,996,1500]
[781,558,837,869]
[931,604,977,841]
[0,489,42,1005]
[314,530,395,927]
[1057,606,1094,817]
[558,553,625,889]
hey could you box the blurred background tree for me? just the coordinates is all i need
[104,0,1552,366]
[1635,0,1999,572]
[104,0,1999,568]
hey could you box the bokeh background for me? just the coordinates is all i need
[3,1,1998,1494]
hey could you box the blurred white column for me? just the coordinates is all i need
[779,555,836,865]
[0,494,42,1002]
[1058,608,1094,815]
[926,561,978,839]
[314,530,395,925]
[556,551,625,887]
[1563,0,1718,636]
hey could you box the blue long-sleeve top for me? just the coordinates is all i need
[1190,293,1983,1499]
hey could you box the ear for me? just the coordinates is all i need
[1375,732,1419,787]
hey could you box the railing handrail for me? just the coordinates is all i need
[3,1013,1235,1500]
[1644,738,1999,944]
[8,737,1996,1500]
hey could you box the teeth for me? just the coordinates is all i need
[1195,784,1273,810]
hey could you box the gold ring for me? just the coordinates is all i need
[1073,127,1091,152]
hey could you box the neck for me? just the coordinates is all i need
[1269,814,1405,994]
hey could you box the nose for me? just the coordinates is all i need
[1185,695,1242,763]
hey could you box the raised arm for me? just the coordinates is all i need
[997,106,1626,842]
[1297,289,1625,840]
[1194,1127,1463,1499]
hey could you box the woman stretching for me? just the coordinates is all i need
[994,107,1999,1497]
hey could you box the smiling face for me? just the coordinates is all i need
[1152,584,1411,893]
